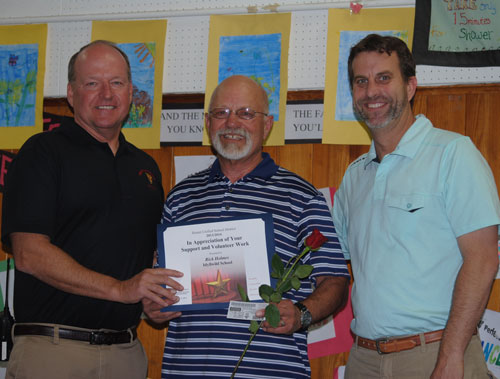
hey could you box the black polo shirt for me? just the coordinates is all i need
[1,119,164,330]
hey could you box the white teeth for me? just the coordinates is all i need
[367,103,384,109]
[223,134,243,140]
[97,106,114,110]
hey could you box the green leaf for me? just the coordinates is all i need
[265,304,280,327]
[291,276,301,290]
[249,320,260,333]
[295,264,314,279]
[237,283,249,302]
[279,277,293,294]
[271,254,284,277]
[259,284,274,302]
[271,271,280,279]
[270,291,282,303]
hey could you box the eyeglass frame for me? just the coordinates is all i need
[208,107,269,120]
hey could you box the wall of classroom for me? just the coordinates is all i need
[2,0,500,378]
[0,83,496,378]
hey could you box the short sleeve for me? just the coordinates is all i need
[442,137,500,237]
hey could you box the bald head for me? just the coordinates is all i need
[209,75,269,114]
[68,40,131,83]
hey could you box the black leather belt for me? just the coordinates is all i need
[14,324,137,345]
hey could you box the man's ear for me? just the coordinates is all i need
[406,76,418,102]
[67,83,74,108]
[263,115,274,141]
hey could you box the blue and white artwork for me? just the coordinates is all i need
[335,30,409,121]
[218,33,281,121]
[0,44,38,127]
[119,42,156,128]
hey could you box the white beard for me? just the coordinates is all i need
[211,128,252,160]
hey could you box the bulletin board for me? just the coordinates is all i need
[0,0,498,99]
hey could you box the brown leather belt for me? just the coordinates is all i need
[14,324,137,345]
[357,329,444,354]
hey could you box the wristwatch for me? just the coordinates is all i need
[294,302,312,330]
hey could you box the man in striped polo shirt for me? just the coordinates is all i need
[144,75,350,378]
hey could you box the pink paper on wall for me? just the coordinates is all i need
[307,286,354,359]
[308,187,353,359]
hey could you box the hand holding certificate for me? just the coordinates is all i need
[156,214,275,311]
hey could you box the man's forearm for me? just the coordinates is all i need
[302,275,349,323]
[432,225,498,377]
[11,232,127,302]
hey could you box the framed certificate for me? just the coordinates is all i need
[157,214,275,311]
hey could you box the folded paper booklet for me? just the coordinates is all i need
[157,214,275,311]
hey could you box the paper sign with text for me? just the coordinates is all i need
[157,215,275,312]
[479,309,500,376]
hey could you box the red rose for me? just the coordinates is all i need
[304,229,328,250]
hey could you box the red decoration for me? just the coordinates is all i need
[350,2,363,14]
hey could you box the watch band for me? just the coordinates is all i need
[294,302,312,330]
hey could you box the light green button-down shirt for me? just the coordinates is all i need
[333,115,500,339]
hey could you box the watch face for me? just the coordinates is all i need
[301,310,312,329]
[295,302,312,329]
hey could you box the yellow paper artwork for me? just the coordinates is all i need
[204,13,291,146]
[323,8,415,145]
[92,20,167,149]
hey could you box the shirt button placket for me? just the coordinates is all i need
[224,185,233,211]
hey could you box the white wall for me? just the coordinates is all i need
[1,0,499,97]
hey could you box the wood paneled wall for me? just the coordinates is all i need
[1,83,499,378]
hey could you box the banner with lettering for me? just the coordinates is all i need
[479,309,500,376]
[0,150,15,193]
[285,101,323,144]
[413,0,500,66]
[160,103,204,146]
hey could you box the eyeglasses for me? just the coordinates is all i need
[209,107,268,120]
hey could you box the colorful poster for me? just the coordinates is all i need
[204,13,291,146]
[335,30,410,124]
[323,8,415,145]
[0,24,47,149]
[429,0,499,53]
[413,0,500,66]
[479,309,500,376]
[92,20,167,149]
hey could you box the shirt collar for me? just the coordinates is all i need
[59,118,131,154]
[209,152,279,182]
[364,114,432,168]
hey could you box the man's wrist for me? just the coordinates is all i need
[294,302,312,330]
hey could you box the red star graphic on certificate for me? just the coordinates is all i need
[205,270,232,298]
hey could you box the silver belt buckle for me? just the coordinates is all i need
[375,338,389,354]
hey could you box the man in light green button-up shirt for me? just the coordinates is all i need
[333,34,500,379]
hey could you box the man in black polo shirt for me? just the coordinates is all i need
[1,40,183,378]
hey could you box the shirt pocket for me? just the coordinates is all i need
[386,194,425,214]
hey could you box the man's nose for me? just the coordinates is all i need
[226,110,239,126]
[100,83,113,98]
[365,80,379,98]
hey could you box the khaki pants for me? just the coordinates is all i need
[6,324,148,379]
[345,334,493,379]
